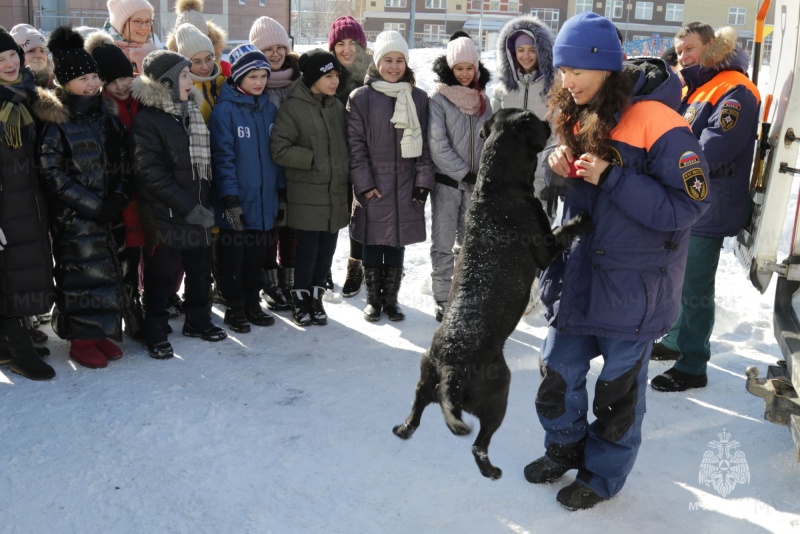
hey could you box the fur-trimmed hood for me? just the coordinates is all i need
[431,55,491,89]
[701,26,748,72]
[31,87,70,125]
[495,15,555,96]
[131,73,204,109]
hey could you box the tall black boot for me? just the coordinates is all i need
[381,266,405,321]
[262,268,290,311]
[309,286,328,325]
[363,267,383,322]
[290,289,313,327]
[341,258,364,298]
[281,268,295,309]
[0,317,55,380]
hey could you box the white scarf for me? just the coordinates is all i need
[370,80,422,158]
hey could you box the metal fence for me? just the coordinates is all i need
[33,8,163,39]
[364,30,449,48]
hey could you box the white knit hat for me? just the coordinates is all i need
[249,16,290,51]
[107,0,154,35]
[373,30,409,66]
[9,24,45,53]
[446,36,479,70]
[174,23,213,59]
[174,0,208,35]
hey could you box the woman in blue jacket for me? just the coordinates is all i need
[209,44,284,333]
[526,13,710,510]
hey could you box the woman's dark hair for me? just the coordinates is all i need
[546,70,635,160]
[367,62,416,87]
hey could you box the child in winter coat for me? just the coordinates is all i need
[329,15,372,298]
[85,30,146,342]
[103,0,158,74]
[0,26,56,380]
[428,34,492,322]
[131,50,227,360]
[173,23,226,123]
[37,27,130,370]
[209,44,282,333]
[249,16,300,311]
[347,30,435,322]
[271,50,350,327]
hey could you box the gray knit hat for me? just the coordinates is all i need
[142,49,190,100]
[174,23,213,60]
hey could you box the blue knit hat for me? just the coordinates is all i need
[229,43,270,85]
[553,12,623,72]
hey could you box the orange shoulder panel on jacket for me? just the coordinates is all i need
[610,101,688,151]
[685,71,761,106]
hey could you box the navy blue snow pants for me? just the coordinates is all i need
[536,326,652,498]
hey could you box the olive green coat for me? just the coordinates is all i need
[270,82,350,233]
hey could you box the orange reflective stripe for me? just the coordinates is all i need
[685,70,761,106]
[610,101,689,151]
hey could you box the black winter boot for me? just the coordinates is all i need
[262,268,290,311]
[341,258,364,298]
[280,268,295,310]
[310,286,328,325]
[523,455,578,484]
[246,303,275,327]
[325,269,334,291]
[183,307,227,342]
[0,317,55,381]
[290,289,313,327]
[381,266,405,321]
[224,306,251,333]
[363,267,383,322]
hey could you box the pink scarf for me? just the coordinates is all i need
[267,68,295,89]
[435,84,485,116]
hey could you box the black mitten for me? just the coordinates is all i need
[412,187,430,203]
[223,195,246,231]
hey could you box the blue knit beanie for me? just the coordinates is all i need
[229,43,270,86]
[553,12,623,72]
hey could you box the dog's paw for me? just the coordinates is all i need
[393,423,416,439]
[447,419,472,436]
[472,446,503,479]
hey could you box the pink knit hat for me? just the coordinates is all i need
[107,0,154,35]
[446,36,479,70]
[249,16,290,51]
[10,24,46,53]
[328,16,367,51]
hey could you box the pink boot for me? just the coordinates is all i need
[95,338,123,361]
[69,340,107,369]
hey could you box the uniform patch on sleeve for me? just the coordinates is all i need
[720,99,740,131]
[683,106,697,124]
[683,168,708,201]
[679,151,700,168]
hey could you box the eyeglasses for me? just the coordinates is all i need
[130,18,153,29]
[261,46,287,56]
[191,56,216,68]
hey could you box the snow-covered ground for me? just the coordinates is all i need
[2,48,799,533]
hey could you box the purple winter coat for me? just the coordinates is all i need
[346,80,435,247]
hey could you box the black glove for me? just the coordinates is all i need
[276,189,287,227]
[94,193,127,224]
[185,204,215,228]
[462,172,478,185]
[223,195,246,231]
[412,187,430,204]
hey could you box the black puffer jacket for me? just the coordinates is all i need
[130,76,212,250]
[35,88,129,341]
[0,72,53,317]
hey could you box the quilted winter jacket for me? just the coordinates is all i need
[130,76,212,250]
[35,88,129,341]
[428,55,492,191]
[539,59,711,341]
[678,28,760,238]
[346,79,435,247]
[0,74,53,317]
[270,81,350,233]
[210,81,284,231]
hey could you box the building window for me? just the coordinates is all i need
[489,0,500,11]
[238,0,245,4]
[508,0,519,12]
[258,0,265,5]
[665,3,683,22]
[605,0,623,19]
[575,0,592,13]
[728,7,746,26]
[531,8,559,32]
[425,0,445,8]
[385,0,407,7]
[635,2,652,20]
[384,22,406,33]
[471,0,481,9]
[423,24,446,37]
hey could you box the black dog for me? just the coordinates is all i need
[392,109,592,479]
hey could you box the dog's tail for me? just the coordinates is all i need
[438,365,472,436]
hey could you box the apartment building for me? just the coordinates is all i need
[2,0,290,43]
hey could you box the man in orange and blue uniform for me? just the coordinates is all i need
[651,22,760,392]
